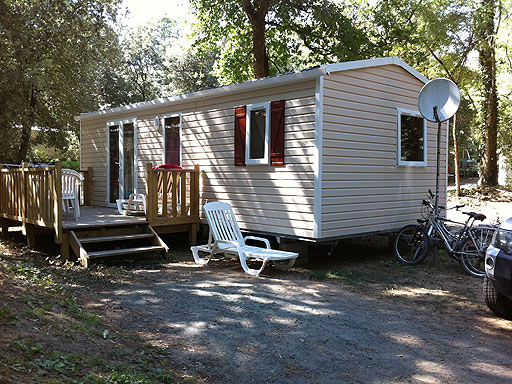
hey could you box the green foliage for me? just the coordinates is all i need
[453,98,481,165]
[0,0,121,163]
[499,97,512,164]
[106,369,151,384]
[28,148,53,164]
[370,0,512,181]
[166,49,220,94]
[101,17,193,106]
[2,260,60,292]
[190,0,375,83]
[309,269,367,284]
[29,350,78,375]
[371,0,479,79]
[60,160,80,171]
[83,365,179,384]
[121,18,179,102]
[0,303,19,326]
[27,129,80,164]
[63,296,101,327]
[14,339,43,356]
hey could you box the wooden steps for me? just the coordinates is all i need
[88,246,165,258]
[79,233,154,244]
[69,224,168,267]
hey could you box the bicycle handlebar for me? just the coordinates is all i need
[422,199,465,211]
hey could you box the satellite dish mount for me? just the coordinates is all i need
[418,78,461,216]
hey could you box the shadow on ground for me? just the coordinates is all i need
[2,230,512,383]
[75,235,512,384]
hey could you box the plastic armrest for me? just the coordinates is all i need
[214,240,240,249]
[243,236,271,249]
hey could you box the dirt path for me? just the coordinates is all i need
[81,257,512,384]
[447,186,512,224]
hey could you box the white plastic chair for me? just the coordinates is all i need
[117,193,146,216]
[191,202,298,277]
[61,169,83,220]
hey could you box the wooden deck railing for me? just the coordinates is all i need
[0,162,62,242]
[145,164,200,226]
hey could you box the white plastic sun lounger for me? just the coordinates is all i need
[191,202,298,277]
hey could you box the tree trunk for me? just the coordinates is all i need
[16,124,31,163]
[17,86,37,163]
[478,0,499,186]
[453,113,461,196]
[243,0,270,79]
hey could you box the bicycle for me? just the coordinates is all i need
[393,190,498,277]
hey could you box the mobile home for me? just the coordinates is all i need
[76,57,448,242]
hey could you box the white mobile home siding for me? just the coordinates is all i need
[80,81,318,238]
[319,65,447,239]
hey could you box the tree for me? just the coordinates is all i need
[100,17,194,107]
[191,0,375,82]
[0,0,121,163]
[166,49,220,94]
[477,0,501,186]
[120,18,178,102]
[370,0,510,189]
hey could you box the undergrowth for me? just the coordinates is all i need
[0,248,196,384]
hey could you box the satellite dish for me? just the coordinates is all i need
[418,78,461,122]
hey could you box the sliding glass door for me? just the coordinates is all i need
[107,119,137,205]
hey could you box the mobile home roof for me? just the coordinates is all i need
[76,57,428,121]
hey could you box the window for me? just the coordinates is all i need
[108,124,119,204]
[245,102,270,165]
[234,100,285,166]
[397,109,427,166]
[123,122,135,199]
[162,114,181,166]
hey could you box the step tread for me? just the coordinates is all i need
[88,245,165,258]
[79,233,154,243]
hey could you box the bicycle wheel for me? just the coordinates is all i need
[459,237,486,277]
[394,224,429,265]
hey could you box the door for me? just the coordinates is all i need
[108,119,137,205]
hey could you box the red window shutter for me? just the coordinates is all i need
[270,100,285,165]
[234,106,246,166]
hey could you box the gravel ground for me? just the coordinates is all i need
[82,257,512,384]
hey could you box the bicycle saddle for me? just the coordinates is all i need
[463,211,486,221]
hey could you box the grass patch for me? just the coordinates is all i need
[87,366,171,384]
[0,303,21,326]
[63,296,101,327]
[309,269,368,285]
[2,259,62,293]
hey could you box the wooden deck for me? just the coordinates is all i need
[0,162,201,263]
[63,207,147,229]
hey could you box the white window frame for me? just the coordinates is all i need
[397,108,427,167]
[106,117,138,206]
[161,113,182,166]
[245,102,271,165]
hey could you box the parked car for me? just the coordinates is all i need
[484,218,512,320]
